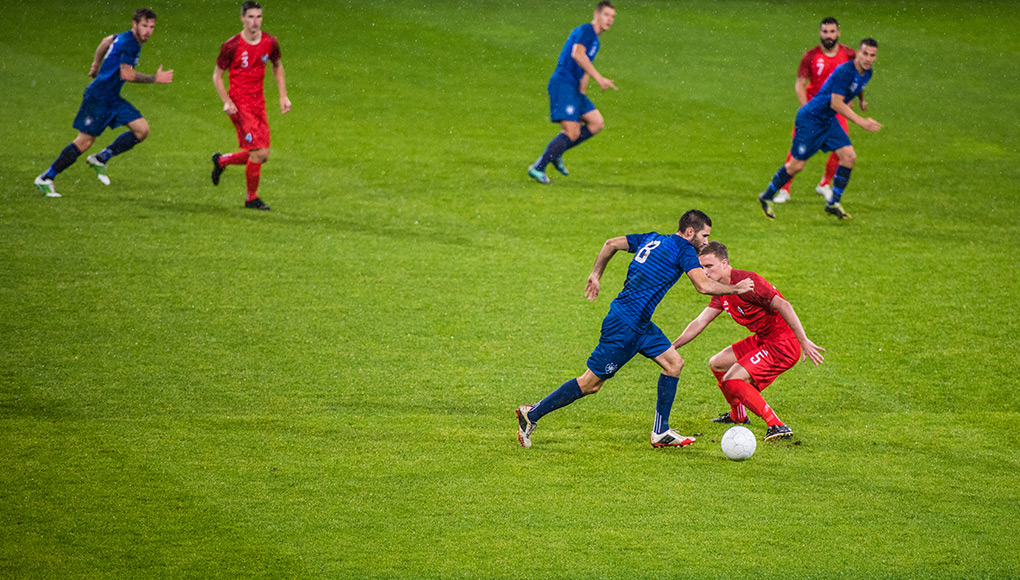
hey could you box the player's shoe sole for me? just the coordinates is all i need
[34,175,61,198]
[551,157,569,176]
[245,197,271,210]
[824,202,851,220]
[86,155,111,185]
[764,424,793,442]
[650,429,696,448]
[758,192,776,220]
[516,404,536,448]
[711,411,751,425]
[211,153,225,186]
[528,165,551,184]
[773,189,790,203]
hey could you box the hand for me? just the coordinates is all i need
[861,118,882,132]
[585,274,601,301]
[280,96,291,114]
[860,98,868,112]
[155,65,173,84]
[594,75,618,91]
[223,100,238,115]
[733,278,754,294]
[89,65,99,79]
[800,339,826,366]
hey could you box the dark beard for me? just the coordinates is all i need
[820,37,837,50]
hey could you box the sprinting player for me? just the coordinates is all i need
[527,1,617,185]
[211,1,291,211]
[774,18,859,205]
[34,8,173,197]
[758,38,882,221]
[515,210,754,449]
[671,241,825,442]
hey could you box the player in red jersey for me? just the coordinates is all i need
[774,17,862,205]
[672,242,825,442]
[211,1,290,210]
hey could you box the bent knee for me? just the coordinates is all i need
[586,120,605,135]
[250,149,270,163]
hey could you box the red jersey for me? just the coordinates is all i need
[797,44,855,100]
[217,32,281,107]
[709,270,796,342]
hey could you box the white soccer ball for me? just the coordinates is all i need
[721,426,757,461]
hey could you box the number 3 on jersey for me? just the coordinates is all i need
[635,240,661,263]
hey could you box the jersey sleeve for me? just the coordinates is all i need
[676,243,702,273]
[828,64,855,98]
[118,36,140,66]
[574,24,596,51]
[625,233,647,253]
[797,49,813,78]
[709,295,723,309]
[269,36,282,63]
[746,273,779,308]
[216,40,235,70]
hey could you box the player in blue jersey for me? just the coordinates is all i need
[527,1,617,185]
[516,210,755,448]
[758,38,882,221]
[34,9,173,198]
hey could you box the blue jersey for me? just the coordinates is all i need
[85,30,142,99]
[551,23,599,85]
[800,60,871,121]
[608,233,702,331]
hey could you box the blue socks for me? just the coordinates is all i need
[654,374,679,434]
[528,378,585,423]
[831,165,852,204]
[44,143,82,180]
[97,131,142,163]
[535,133,573,172]
[564,126,594,152]
[762,165,793,199]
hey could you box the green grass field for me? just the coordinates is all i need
[2,1,1019,578]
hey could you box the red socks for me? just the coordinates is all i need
[820,152,840,187]
[721,379,782,427]
[245,161,261,201]
[219,150,249,167]
[713,369,747,423]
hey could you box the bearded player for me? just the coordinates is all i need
[774,18,859,205]
[671,242,825,442]
[211,1,291,210]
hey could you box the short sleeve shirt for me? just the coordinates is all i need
[708,270,795,341]
[551,23,599,85]
[85,30,141,99]
[608,233,702,331]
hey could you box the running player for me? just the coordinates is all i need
[515,211,754,449]
[34,8,173,197]
[774,18,858,205]
[527,1,617,185]
[758,38,882,221]
[211,1,291,210]
[672,241,825,442]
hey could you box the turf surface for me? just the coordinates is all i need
[2,1,1019,578]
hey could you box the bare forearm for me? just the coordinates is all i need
[273,63,288,99]
[831,95,865,126]
[795,77,809,106]
[213,69,230,103]
[776,301,810,344]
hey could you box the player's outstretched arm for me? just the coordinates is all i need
[585,236,628,301]
[89,35,115,78]
[830,93,880,132]
[272,60,291,114]
[771,296,825,365]
[120,63,173,84]
[672,307,722,350]
[687,268,754,296]
[571,44,616,91]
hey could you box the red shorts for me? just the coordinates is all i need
[731,334,801,391]
[790,113,849,139]
[230,104,270,150]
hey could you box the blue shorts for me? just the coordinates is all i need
[72,92,142,137]
[790,111,851,161]
[548,76,596,123]
[586,312,673,379]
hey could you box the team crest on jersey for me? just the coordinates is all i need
[737,306,746,316]
[850,82,859,92]
[261,54,269,63]
[245,133,253,143]
[605,362,619,375]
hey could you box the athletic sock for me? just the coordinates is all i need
[563,126,594,152]
[831,165,852,204]
[653,374,679,434]
[763,166,793,199]
[821,153,840,187]
[219,150,250,167]
[96,131,141,163]
[528,378,585,423]
[535,133,572,171]
[245,161,261,201]
[44,143,83,180]
[713,370,747,423]
[722,379,782,427]
[781,150,796,191]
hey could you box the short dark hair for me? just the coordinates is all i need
[820,17,840,28]
[699,240,729,261]
[677,210,711,235]
[242,1,262,16]
[596,1,615,12]
[133,8,157,22]
[860,37,878,49]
